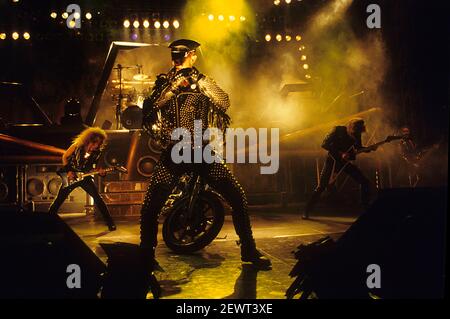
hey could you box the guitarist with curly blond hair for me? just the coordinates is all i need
[49,127,116,231]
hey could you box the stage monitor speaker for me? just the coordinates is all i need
[288,187,447,299]
[0,211,105,298]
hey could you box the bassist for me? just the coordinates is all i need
[48,127,116,231]
[302,118,376,219]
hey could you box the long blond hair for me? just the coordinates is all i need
[72,127,107,150]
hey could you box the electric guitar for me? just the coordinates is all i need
[345,135,402,159]
[328,135,401,186]
[59,165,128,188]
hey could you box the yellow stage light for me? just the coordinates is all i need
[303,64,309,70]
[68,20,76,28]
[301,55,307,61]
[23,32,30,40]
[218,15,224,21]
[62,12,68,19]
[265,34,271,42]
[154,21,161,28]
[0,33,6,40]
[208,14,214,21]
[305,74,311,79]
[286,0,292,4]
[50,12,57,19]
[274,0,281,5]
[285,35,292,42]
[296,35,302,41]
[133,20,140,28]
[240,16,246,21]
[276,34,282,42]
[12,32,19,40]
[163,20,170,29]
[173,20,180,28]
[74,12,80,20]
[143,20,150,28]
[229,15,236,22]
[85,12,92,20]
[123,19,130,28]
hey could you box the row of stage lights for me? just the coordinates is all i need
[206,14,246,22]
[50,11,94,20]
[0,32,31,40]
[274,0,300,5]
[265,34,302,42]
[123,19,180,29]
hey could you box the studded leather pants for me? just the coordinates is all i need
[140,150,255,255]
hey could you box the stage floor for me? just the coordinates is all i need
[65,210,357,299]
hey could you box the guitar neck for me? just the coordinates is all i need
[355,141,386,154]
[81,167,114,178]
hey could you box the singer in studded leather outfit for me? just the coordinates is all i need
[140,39,271,268]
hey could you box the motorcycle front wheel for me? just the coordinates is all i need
[162,191,225,254]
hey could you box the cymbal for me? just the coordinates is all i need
[133,74,150,81]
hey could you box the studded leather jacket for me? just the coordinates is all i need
[142,67,231,149]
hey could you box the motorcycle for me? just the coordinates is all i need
[160,171,225,254]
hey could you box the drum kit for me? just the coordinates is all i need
[111,64,154,129]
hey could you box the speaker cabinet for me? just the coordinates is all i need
[25,164,86,213]
[0,165,17,205]
[288,187,447,299]
[0,211,105,298]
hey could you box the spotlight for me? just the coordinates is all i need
[74,12,80,20]
[240,16,246,22]
[296,35,302,41]
[305,74,311,79]
[276,34,282,42]
[274,0,281,5]
[218,15,224,21]
[68,20,76,28]
[12,32,19,40]
[208,14,214,21]
[265,34,271,42]
[62,12,69,19]
[154,21,161,28]
[301,55,307,61]
[285,0,292,3]
[85,12,92,20]
[143,20,150,28]
[133,20,140,28]
[123,19,130,28]
[173,20,180,29]
[285,35,292,42]
[0,33,6,40]
[163,20,170,29]
[50,12,57,19]
[301,45,306,50]
[23,32,30,40]
[229,15,236,22]
[303,64,309,70]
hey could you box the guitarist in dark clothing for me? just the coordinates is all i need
[48,127,116,231]
[302,118,376,219]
